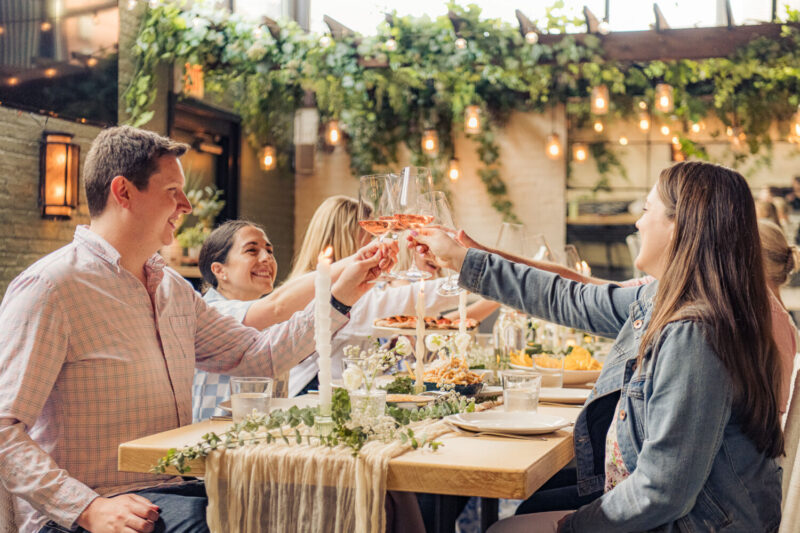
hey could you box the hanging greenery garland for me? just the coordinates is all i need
[125,1,800,222]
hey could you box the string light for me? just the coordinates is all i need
[726,126,734,137]
[0,25,5,35]
[690,122,701,133]
[545,133,562,159]
[593,120,604,133]
[86,57,98,67]
[525,31,538,44]
[597,20,610,35]
[572,143,588,163]
[671,135,680,145]
[618,136,629,146]
[660,124,670,136]
[325,121,341,146]
[791,105,800,140]
[638,112,650,131]
[7,77,19,86]
[44,68,57,78]
[385,38,397,52]
[455,37,467,50]
[319,35,332,47]
[448,158,461,181]
[654,83,674,113]
[40,21,52,32]
[590,85,609,115]
[127,0,137,10]
[259,146,276,171]
[421,129,439,156]
[464,105,481,134]
[638,100,648,110]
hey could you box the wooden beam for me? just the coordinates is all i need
[724,0,735,28]
[653,3,671,32]
[261,16,281,40]
[323,15,355,40]
[535,22,795,62]
[583,6,602,34]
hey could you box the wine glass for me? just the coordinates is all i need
[358,174,395,282]
[563,245,583,272]
[525,233,556,262]
[495,222,527,256]
[391,167,435,281]
[421,191,463,296]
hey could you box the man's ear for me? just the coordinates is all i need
[109,176,132,209]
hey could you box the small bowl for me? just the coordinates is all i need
[424,381,484,396]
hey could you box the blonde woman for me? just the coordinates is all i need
[759,219,800,412]
[286,195,498,397]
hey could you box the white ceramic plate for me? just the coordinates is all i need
[507,363,600,385]
[446,411,571,435]
[539,387,591,404]
[372,325,476,336]
[218,396,318,414]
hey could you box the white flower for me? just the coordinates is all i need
[342,366,364,390]
[425,334,446,352]
[394,336,413,357]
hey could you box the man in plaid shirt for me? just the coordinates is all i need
[0,126,394,533]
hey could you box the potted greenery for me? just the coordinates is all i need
[176,223,207,264]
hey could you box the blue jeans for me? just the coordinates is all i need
[39,480,209,533]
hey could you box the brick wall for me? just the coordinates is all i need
[0,106,100,297]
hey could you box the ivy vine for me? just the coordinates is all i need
[125,1,800,222]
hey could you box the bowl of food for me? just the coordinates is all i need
[423,356,484,395]
[563,347,602,385]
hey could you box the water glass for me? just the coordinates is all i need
[502,371,542,412]
[350,389,387,418]
[230,377,273,422]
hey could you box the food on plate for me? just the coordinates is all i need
[373,315,478,330]
[534,355,562,368]
[564,346,603,371]
[423,357,484,385]
[509,350,533,367]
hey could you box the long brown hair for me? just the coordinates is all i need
[639,161,784,458]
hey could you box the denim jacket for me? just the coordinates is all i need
[460,250,782,532]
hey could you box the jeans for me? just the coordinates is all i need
[39,480,209,533]
[514,468,599,515]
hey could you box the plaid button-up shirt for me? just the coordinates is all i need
[0,226,347,532]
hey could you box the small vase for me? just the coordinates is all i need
[349,389,387,418]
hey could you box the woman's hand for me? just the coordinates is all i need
[409,227,469,273]
[331,241,398,306]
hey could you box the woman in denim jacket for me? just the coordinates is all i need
[414,161,784,532]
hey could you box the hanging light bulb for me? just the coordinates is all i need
[325,121,341,146]
[791,105,800,139]
[654,83,674,113]
[86,57,98,67]
[464,105,481,134]
[597,20,610,35]
[127,0,137,10]
[638,100,648,110]
[638,112,650,131]
[385,38,397,52]
[0,25,5,35]
[545,133,562,159]
[593,120,604,133]
[590,85,609,115]
[455,37,467,50]
[525,31,539,44]
[726,126,734,137]
[319,35,332,47]
[618,136,629,146]
[572,143,589,163]
[448,158,461,181]
[660,124,670,136]
[690,122,701,134]
[421,129,439,156]
[44,68,57,78]
[40,21,52,32]
[671,135,680,146]
[259,146,276,171]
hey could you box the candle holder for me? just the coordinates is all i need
[315,405,334,437]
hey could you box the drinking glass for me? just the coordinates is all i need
[358,174,396,282]
[502,371,542,412]
[563,245,582,272]
[230,377,273,422]
[495,222,527,256]
[391,166,435,281]
[525,233,556,262]
[421,191,463,296]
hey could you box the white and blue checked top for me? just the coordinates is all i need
[191,288,342,421]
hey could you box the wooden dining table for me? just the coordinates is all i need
[119,402,583,532]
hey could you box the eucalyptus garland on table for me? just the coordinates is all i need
[125,1,800,222]
[153,387,474,474]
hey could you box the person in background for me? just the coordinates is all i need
[286,195,498,397]
[785,176,800,211]
[0,126,392,533]
[414,161,783,532]
[192,219,397,420]
[756,198,782,227]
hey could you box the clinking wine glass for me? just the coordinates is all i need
[525,233,556,262]
[358,174,396,283]
[392,166,435,281]
[421,191,463,296]
[495,222,527,256]
[563,244,583,273]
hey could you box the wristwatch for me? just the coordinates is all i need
[330,294,352,315]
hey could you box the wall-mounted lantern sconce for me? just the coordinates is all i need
[258,145,277,171]
[464,105,481,134]
[421,129,439,157]
[40,132,79,219]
